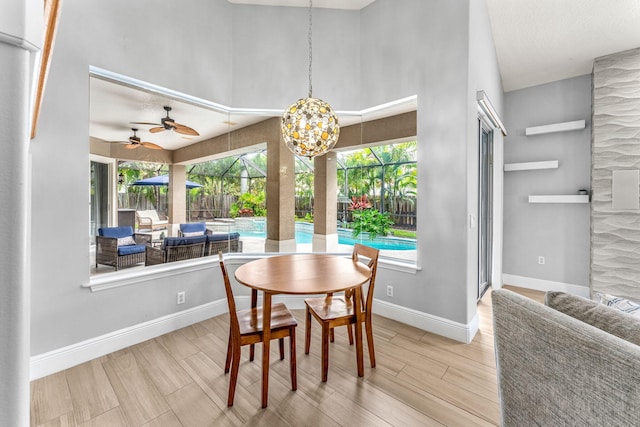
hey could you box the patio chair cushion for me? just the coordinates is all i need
[117,236,136,246]
[163,235,207,248]
[179,222,207,236]
[98,226,134,239]
[207,232,241,242]
[117,244,147,256]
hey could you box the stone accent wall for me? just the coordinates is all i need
[591,47,640,302]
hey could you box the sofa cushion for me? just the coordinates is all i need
[183,231,204,237]
[117,236,136,246]
[207,232,240,242]
[117,244,146,256]
[163,235,207,247]
[180,222,207,236]
[545,291,640,346]
[99,226,134,239]
[595,292,640,318]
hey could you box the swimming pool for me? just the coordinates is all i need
[237,222,416,251]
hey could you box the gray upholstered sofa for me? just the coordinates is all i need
[492,289,640,426]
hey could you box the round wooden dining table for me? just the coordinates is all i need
[234,253,372,408]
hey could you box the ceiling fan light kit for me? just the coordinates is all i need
[122,128,163,150]
[138,106,200,136]
[281,0,340,158]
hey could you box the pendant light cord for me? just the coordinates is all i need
[308,0,313,98]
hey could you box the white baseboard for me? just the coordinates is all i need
[502,274,590,298]
[30,299,228,380]
[31,295,479,379]
[373,299,478,344]
[268,295,477,343]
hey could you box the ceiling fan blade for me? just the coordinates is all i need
[141,141,163,150]
[172,123,200,136]
[149,127,165,133]
[131,122,161,126]
[124,144,139,150]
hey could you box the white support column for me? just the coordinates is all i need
[0,3,42,425]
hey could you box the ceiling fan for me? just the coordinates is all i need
[111,128,163,150]
[132,105,200,136]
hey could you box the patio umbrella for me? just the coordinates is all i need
[131,174,202,189]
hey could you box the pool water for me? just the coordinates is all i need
[238,223,416,251]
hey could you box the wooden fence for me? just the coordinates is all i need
[120,192,415,228]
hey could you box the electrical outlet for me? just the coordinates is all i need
[538,256,545,265]
[386,285,394,297]
[177,291,186,305]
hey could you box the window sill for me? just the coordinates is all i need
[84,252,418,292]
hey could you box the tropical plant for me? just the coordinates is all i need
[351,208,394,239]
[348,194,372,210]
[230,191,266,218]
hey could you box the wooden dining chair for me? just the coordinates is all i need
[218,252,297,406]
[304,243,380,381]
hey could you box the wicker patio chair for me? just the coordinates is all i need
[145,235,207,266]
[96,226,152,271]
[177,222,242,255]
[136,209,169,231]
[206,232,242,255]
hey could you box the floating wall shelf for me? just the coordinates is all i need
[504,160,559,172]
[528,195,590,204]
[525,120,586,136]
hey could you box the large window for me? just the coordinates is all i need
[89,71,418,276]
[336,141,417,262]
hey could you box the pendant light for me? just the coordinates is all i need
[281,0,340,158]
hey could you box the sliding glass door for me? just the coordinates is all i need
[90,161,110,244]
[478,120,493,300]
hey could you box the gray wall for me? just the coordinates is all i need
[503,75,592,288]
[28,0,503,357]
[32,0,237,355]
[361,0,471,323]
[592,47,640,302]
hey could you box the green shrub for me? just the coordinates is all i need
[351,209,394,240]
[230,192,266,218]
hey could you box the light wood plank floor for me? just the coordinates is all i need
[30,286,543,426]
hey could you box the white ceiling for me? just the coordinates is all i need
[486,0,640,91]
[90,72,414,153]
[90,0,640,152]
[90,76,270,152]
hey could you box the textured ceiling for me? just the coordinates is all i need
[487,0,640,91]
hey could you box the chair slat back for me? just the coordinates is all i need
[352,243,380,313]
[218,252,240,335]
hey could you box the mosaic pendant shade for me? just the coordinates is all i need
[282,97,340,158]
